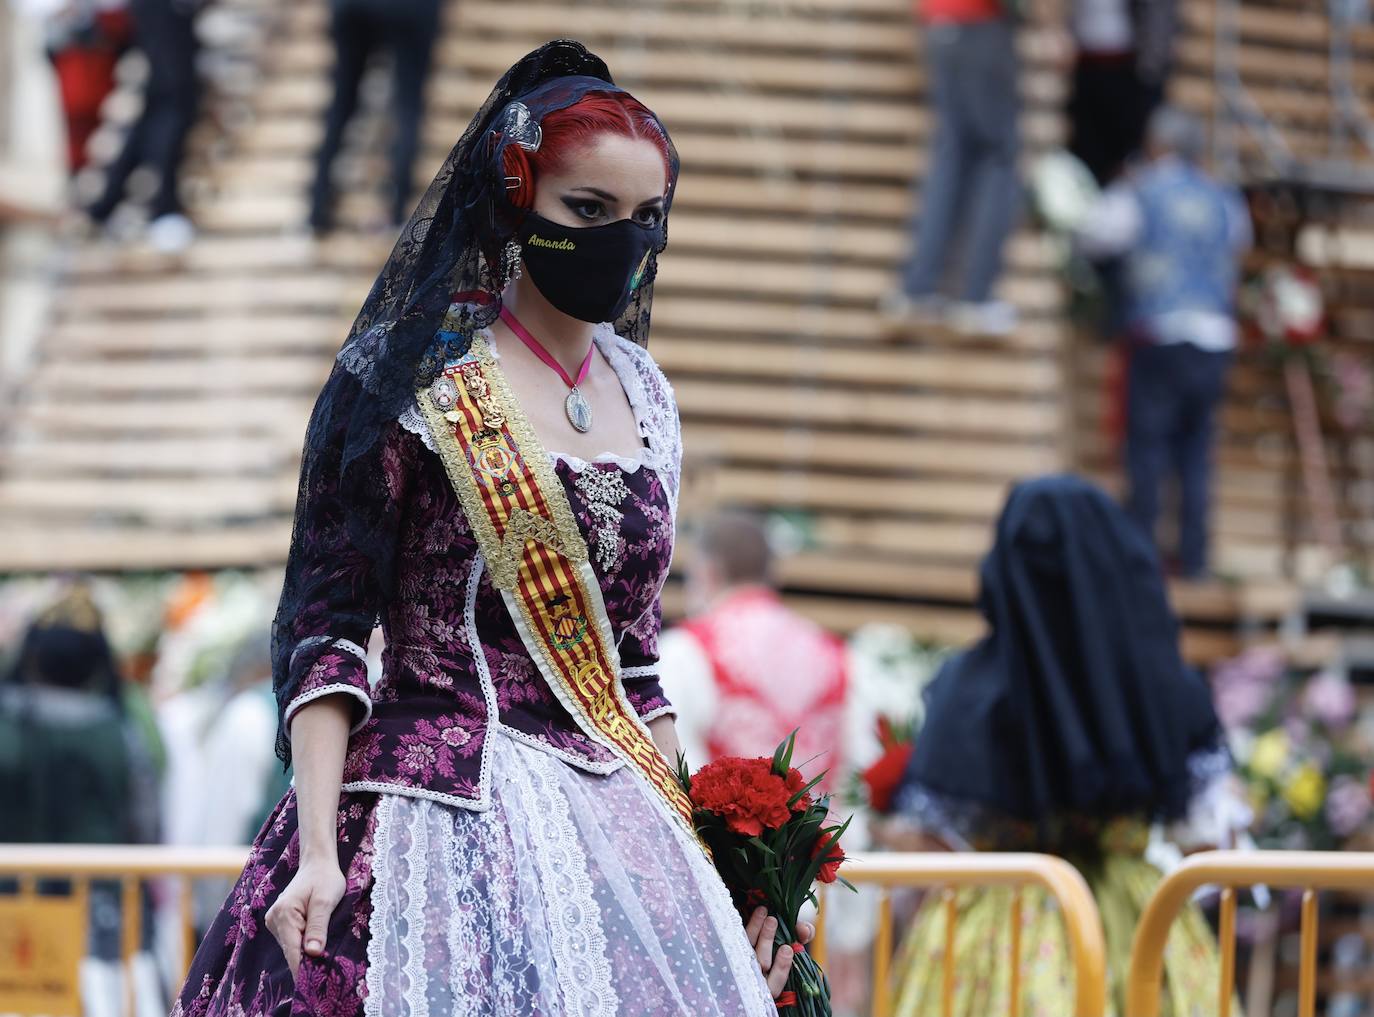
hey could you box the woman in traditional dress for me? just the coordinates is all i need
[173,40,796,1017]
[879,475,1241,1017]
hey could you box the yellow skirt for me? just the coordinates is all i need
[890,853,1228,1017]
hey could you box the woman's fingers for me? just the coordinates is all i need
[744,906,767,948]
[767,944,795,997]
[266,896,306,978]
[751,913,779,972]
[303,883,338,958]
[796,920,815,945]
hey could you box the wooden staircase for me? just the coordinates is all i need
[5,0,1350,660]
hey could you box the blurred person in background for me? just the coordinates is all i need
[877,476,1244,1016]
[83,0,202,253]
[0,583,164,1017]
[659,510,849,783]
[12,0,133,175]
[1076,106,1251,579]
[1067,0,1177,186]
[307,0,443,235]
[158,637,285,935]
[881,0,1021,337]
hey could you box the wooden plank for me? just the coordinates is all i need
[0,523,292,572]
[711,466,1012,518]
[29,356,329,396]
[59,272,360,315]
[655,337,1061,394]
[17,398,313,435]
[0,477,298,521]
[0,436,288,475]
[683,423,1063,478]
[46,314,344,354]
[674,378,1062,436]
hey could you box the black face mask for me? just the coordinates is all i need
[516,212,662,323]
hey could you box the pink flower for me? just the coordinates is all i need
[1303,670,1356,729]
[1211,648,1283,729]
[440,724,470,747]
[1326,775,1372,838]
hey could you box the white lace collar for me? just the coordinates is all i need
[397,324,682,508]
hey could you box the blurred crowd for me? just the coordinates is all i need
[1,0,449,249]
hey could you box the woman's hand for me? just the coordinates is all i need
[265,857,347,979]
[745,907,815,999]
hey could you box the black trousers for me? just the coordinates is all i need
[1125,341,1232,578]
[1066,54,1162,186]
[309,0,442,230]
[88,0,199,222]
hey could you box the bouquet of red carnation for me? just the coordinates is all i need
[677,733,851,1017]
[860,716,915,815]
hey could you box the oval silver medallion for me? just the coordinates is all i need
[565,387,593,433]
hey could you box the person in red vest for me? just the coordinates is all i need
[659,511,849,787]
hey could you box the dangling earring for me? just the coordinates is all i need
[500,238,522,289]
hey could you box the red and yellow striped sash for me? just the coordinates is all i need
[416,336,696,834]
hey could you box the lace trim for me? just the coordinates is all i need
[638,704,677,724]
[500,736,620,1016]
[494,721,624,775]
[593,325,682,515]
[400,324,683,506]
[620,665,660,681]
[398,400,437,453]
[464,554,497,810]
[288,634,369,669]
[363,794,402,1017]
[340,779,487,812]
[283,683,373,735]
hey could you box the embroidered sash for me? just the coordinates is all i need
[417,335,697,834]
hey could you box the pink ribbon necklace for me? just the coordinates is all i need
[499,305,595,433]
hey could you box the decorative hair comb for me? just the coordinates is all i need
[498,102,542,153]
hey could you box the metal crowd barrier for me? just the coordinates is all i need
[0,844,250,1017]
[813,851,1109,1017]
[1125,850,1374,1017]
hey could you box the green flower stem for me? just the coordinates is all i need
[772,917,832,1017]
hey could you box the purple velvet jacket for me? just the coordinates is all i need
[278,327,682,810]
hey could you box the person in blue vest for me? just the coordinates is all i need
[1076,106,1251,578]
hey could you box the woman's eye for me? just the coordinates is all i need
[569,200,603,221]
[635,207,664,227]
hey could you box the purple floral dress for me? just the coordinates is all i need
[172,328,777,1017]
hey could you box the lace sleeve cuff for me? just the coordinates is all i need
[283,640,373,735]
[620,664,676,721]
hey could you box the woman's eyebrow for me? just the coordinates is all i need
[637,196,665,209]
[567,186,618,202]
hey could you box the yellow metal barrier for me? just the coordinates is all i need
[1126,850,1374,1017]
[0,846,1109,1017]
[814,852,1109,1017]
[0,845,250,1017]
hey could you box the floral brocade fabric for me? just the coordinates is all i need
[282,328,682,810]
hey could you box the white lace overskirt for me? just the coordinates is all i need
[364,732,778,1017]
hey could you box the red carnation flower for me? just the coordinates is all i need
[783,766,813,812]
[690,757,794,836]
[812,828,845,884]
[862,742,914,814]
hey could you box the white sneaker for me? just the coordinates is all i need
[146,213,195,254]
[878,291,947,328]
[949,300,1018,337]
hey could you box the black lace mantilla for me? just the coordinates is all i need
[270,41,681,763]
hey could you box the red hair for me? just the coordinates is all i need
[502,92,672,210]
